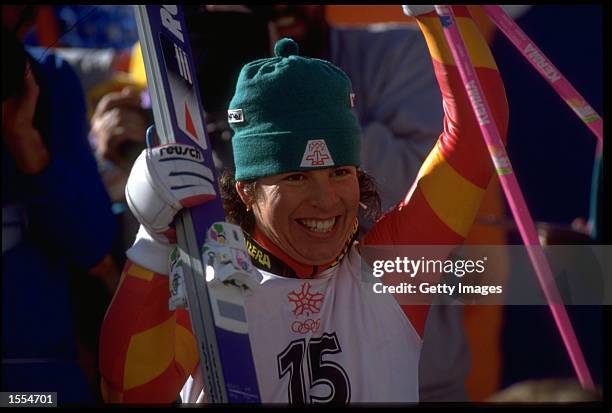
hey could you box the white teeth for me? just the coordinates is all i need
[299,217,336,233]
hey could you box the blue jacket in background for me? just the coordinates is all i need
[2,47,116,404]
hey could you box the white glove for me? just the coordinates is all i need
[124,127,217,275]
[125,130,217,245]
[402,5,436,17]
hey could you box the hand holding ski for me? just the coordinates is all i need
[125,126,217,245]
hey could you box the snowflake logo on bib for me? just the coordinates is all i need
[287,282,324,334]
[288,282,323,316]
[300,139,334,167]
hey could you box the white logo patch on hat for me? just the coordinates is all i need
[300,139,335,167]
[228,109,244,123]
[350,93,356,108]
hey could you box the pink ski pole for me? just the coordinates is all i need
[433,5,595,390]
[482,5,603,148]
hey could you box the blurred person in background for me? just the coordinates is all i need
[2,5,117,404]
[23,5,153,256]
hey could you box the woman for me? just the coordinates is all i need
[100,5,508,404]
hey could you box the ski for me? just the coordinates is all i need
[133,5,261,403]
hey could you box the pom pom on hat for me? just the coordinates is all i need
[274,37,299,57]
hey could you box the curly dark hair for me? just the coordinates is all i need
[219,168,381,234]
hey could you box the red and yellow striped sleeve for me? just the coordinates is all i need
[99,260,199,404]
[363,6,509,336]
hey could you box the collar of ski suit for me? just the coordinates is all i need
[245,219,359,279]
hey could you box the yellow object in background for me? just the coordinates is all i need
[129,42,148,89]
[84,42,147,120]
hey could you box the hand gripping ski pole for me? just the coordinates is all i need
[433,5,595,390]
[481,5,603,149]
[134,5,261,403]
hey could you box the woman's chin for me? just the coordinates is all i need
[294,246,342,266]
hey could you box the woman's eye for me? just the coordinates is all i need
[284,173,305,181]
[332,168,351,177]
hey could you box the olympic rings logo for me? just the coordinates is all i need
[291,318,321,334]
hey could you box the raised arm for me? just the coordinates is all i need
[365,5,508,249]
[363,6,509,335]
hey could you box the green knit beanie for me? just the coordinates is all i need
[228,38,361,181]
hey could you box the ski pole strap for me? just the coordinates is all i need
[433,5,595,390]
[481,5,603,148]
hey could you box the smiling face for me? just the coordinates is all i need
[237,166,360,265]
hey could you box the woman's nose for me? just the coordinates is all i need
[308,177,339,209]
